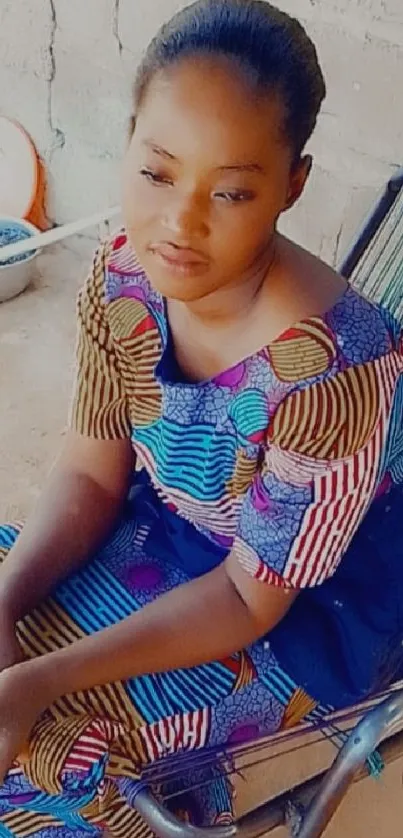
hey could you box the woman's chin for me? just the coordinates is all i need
[145,259,216,303]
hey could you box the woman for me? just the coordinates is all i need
[0,0,403,834]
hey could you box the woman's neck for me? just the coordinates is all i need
[179,236,278,329]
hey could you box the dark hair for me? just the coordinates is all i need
[133,0,326,159]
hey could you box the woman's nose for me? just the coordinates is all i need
[161,193,208,240]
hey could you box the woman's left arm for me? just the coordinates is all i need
[15,553,297,705]
[0,560,294,781]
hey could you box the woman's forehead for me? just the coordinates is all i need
[134,59,288,169]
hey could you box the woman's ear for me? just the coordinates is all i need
[284,154,312,211]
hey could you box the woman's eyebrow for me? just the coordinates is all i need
[143,140,265,174]
[143,140,178,161]
[216,163,265,174]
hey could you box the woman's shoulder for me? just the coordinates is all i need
[103,230,162,312]
[75,231,169,362]
[81,231,167,344]
[322,285,401,366]
[281,238,402,367]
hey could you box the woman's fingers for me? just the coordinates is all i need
[17,742,31,765]
[0,730,19,785]
[0,617,25,675]
[0,663,46,784]
[0,720,31,783]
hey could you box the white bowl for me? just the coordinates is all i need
[0,217,40,303]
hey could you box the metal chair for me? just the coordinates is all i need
[133,168,403,838]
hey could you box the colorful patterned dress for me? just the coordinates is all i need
[1,232,403,837]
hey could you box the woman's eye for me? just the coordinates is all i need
[139,168,173,186]
[214,190,255,203]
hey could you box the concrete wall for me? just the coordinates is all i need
[0,0,402,264]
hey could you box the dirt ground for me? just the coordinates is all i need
[1,239,403,836]
[0,239,95,521]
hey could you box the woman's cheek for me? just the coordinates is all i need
[219,202,273,245]
[124,182,156,231]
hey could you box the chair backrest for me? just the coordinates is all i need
[340,169,403,321]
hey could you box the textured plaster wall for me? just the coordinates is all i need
[0,0,402,264]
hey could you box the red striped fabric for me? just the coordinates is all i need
[284,351,400,587]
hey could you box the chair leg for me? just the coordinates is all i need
[134,789,236,838]
[132,689,403,838]
[296,688,403,838]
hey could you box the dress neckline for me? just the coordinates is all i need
[156,285,353,388]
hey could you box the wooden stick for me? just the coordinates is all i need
[0,206,121,263]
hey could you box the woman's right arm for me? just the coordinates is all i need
[0,431,133,623]
[0,239,133,655]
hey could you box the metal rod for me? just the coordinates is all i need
[133,715,403,838]
[251,725,403,834]
[134,785,287,838]
[338,167,403,279]
[296,688,403,838]
[134,790,236,838]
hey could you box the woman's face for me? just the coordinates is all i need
[123,56,309,303]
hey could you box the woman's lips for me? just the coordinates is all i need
[150,242,209,275]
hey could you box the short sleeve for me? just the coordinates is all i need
[69,241,131,440]
[233,357,394,589]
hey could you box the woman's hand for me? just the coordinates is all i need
[0,664,46,784]
[0,611,24,673]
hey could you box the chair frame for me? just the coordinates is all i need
[338,167,403,279]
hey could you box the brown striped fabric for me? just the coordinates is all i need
[269,356,383,460]
[69,241,131,440]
